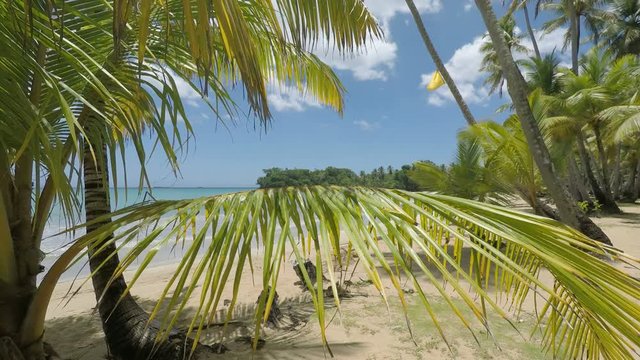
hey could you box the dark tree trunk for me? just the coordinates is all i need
[593,125,612,194]
[522,4,541,60]
[568,156,591,202]
[575,132,621,213]
[568,1,580,75]
[82,140,218,359]
[611,145,622,199]
[621,156,639,202]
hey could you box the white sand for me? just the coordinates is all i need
[44,204,640,359]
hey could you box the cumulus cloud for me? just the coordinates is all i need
[318,41,398,81]
[267,84,321,112]
[420,27,569,107]
[315,0,442,82]
[353,119,380,131]
[145,65,204,107]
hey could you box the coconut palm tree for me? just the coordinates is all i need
[3,1,640,360]
[522,52,563,94]
[408,139,512,203]
[541,0,605,73]
[592,0,640,57]
[480,15,529,97]
[474,0,612,244]
[461,99,560,219]
[505,0,543,59]
[405,0,477,126]
[0,0,380,358]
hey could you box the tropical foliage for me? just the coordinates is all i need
[42,187,640,359]
[257,166,419,190]
[1,0,640,359]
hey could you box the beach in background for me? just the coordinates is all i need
[40,187,255,283]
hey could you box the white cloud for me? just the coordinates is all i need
[464,1,473,12]
[420,35,491,106]
[315,0,442,82]
[267,84,321,112]
[319,41,397,81]
[420,27,569,107]
[364,0,442,28]
[145,66,204,107]
[353,119,380,131]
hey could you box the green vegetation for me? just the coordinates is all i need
[0,0,639,360]
[257,166,419,190]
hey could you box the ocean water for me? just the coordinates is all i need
[40,187,255,281]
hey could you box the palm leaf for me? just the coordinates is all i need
[36,187,640,359]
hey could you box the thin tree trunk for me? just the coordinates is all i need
[593,125,612,194]
[6,43,48,360]
[634,156,640,200]
[405,0,477,126]
[474,0,612,244]
[522,4,541,60]
[611,145,622,199]
[568,155,590,202]
[575,132,621,213]
[568,0,580,74]
[621,155,639,202]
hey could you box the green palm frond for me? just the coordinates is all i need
[46,187,640,359]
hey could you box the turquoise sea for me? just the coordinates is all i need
[40,187,255,281]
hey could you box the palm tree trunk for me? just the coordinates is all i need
[82,140,220,359]
[568,156,591,202]
[474,0,612,245]
[611,145,622,199]
[621,155,639,202]
[568,0,580,74]
[522,4,541,60]
[575,132,621,213]
[593,125,612,194]
[405,0,477,126]
[81,98,219,360]
[634,156,640,200]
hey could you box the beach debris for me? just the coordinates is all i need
[292,260,318,286]
[257,287,283,328]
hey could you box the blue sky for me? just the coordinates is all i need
[126,0,569,187]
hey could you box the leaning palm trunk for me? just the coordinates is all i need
[405,0,477,126]
[82,141,217,359]
[474,0,612,244]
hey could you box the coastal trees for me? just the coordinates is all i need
[408,139,511,203]
[257,166,419,190]
[594,0,640,57]
[474,0,612,244]
[480,15,529,97]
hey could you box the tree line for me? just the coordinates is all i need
[256,166,420,190]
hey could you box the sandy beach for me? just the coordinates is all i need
[43,204,640,360]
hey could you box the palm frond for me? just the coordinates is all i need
[47,187,640,359]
